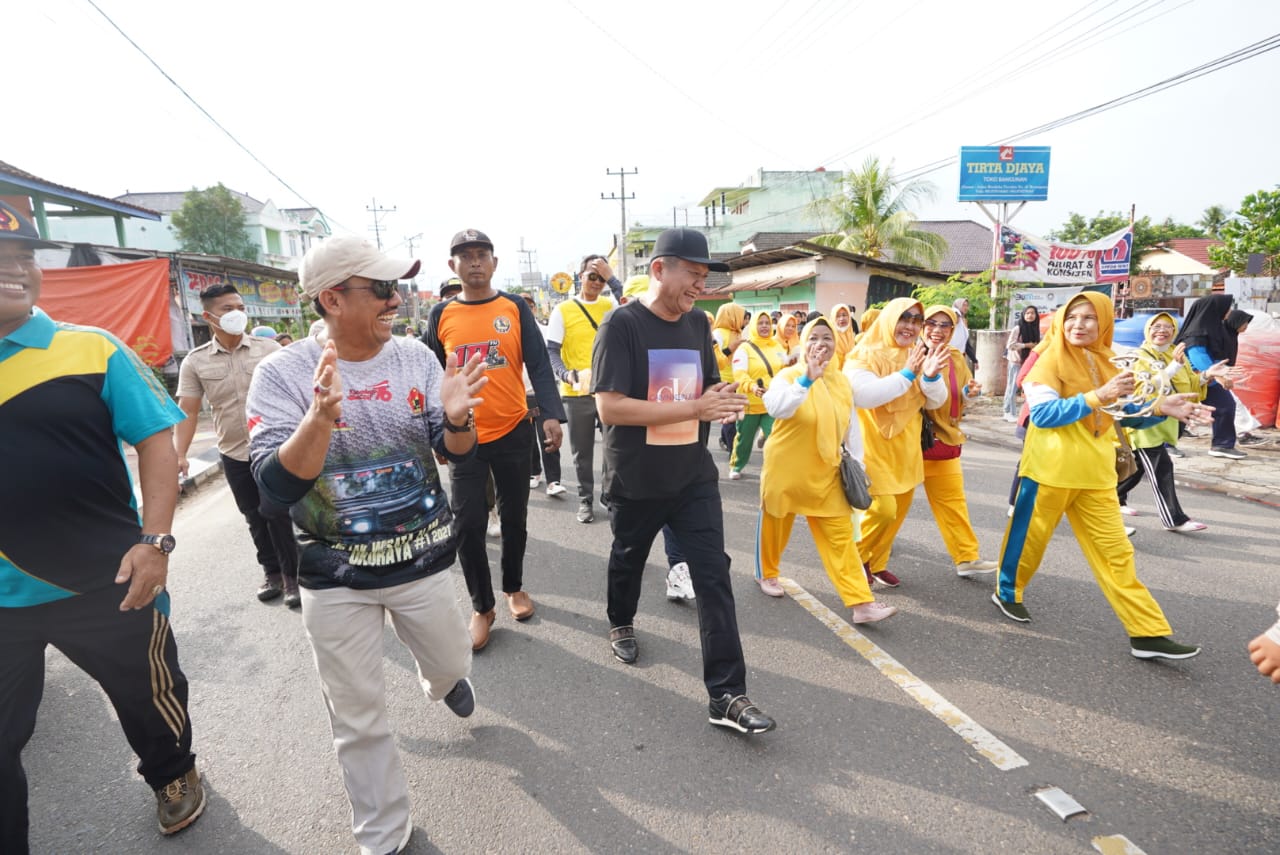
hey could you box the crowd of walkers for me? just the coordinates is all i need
[6,204,1279,855]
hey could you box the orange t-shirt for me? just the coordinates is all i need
[425,293,532,444]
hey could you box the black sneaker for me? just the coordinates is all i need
[1166,445,1185,458]
[256,577,283,602]
[156,766,206,835]
[1208,446,1246,460]
[443,677,475,717]
[1130,636,1201,660]
[708,694,776,734]
[991,593,1031,623]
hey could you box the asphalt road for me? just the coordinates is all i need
[26,440,1280,854]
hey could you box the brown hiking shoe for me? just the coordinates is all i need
[156,766,206,835]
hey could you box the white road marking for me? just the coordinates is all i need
[1092,834,1148,854]
[780,576,1029,771]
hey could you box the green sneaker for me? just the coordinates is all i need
[991,593,1031,623]
[1130,636,1201,660]
[156,766,206,835]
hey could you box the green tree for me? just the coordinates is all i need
[912,271,993,330]
[810,155,948,269]
[1197,204,1231,239]
[171,183,260,262]
[1207,187,1280,276]
[1047,211,1205,276]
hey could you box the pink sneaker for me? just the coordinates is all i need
[757,576,785,598]
[851,601,898,624]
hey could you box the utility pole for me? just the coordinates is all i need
[517,238,536,275]
[601,167,637,275]
[405,233,423,328]
[366,198,396,249]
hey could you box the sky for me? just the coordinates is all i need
[9,0,1280,287]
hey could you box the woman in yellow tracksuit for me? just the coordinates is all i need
[729,311,787,479]
[994,292,1208,660]
[854,307,881,345]
[753,317,898,623]
[845,298,949,587]
[712,303,749,453]
[919,304,1001,577]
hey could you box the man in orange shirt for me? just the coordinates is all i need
[423,230,565,650]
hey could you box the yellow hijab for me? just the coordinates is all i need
[779,314,800,353]
[848,297,926,438]
[854,307,881,345]
[1026,291,1118,431]
[747,309,775,348]
[713,303,748,338]
[830,303,857,358]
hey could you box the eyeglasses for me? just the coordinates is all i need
[333,280,399,300]
[898,312,925,325]
[924,320,954,329]
[1149,324,1176,332]
[585,273,604,283]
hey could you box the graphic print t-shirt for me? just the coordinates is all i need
[246,337,456,590]
[591,301,719,500]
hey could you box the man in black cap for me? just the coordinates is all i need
[591,227,776,734]
[439,276,462,301]
[422,229,565,651]
[0,201,206,849]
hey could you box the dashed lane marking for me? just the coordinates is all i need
[1092,835,1148,854]
[780,576,1029,771]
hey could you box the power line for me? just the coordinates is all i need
[83,0,350,233]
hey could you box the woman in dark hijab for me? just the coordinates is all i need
[1174,294,1248,458]
[1003,306,1041,420]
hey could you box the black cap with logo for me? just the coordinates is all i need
[0,201,59,248]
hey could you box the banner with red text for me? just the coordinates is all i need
[997,224,1132,285]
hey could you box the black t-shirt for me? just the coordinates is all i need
[591,301,719,500]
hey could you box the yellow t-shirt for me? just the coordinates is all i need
[553,297,614,397]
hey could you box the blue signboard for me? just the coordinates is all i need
[958,146,1051,202]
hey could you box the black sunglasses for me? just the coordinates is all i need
[899,312,925,324]
[585,273,604,283]
[333,280,399,300]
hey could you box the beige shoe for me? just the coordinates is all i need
[156,766,206,835]
[851,601,898,624]
[470,609,496,650]
[505,591,535,621]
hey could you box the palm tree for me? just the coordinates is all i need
[1197,204,1231,239]
[810,155,947,269]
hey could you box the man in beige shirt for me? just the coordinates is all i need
[176,283,300,606]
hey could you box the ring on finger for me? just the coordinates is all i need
[314,384,331,394]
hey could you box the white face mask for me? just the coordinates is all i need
[212,309,249,336]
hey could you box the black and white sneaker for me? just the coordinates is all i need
[1130,636,1201,660]
[708,694,776,734]
[1208,446,1246,460]
[443,678,475,717]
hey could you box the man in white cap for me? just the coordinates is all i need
[246,235,487,855]
[592,227,777,735]
[0,201,206,848]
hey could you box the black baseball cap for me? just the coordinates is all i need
[651,228,728,272]
[439,277,462,297]
[0,201,59,248]
[450,229,493,255]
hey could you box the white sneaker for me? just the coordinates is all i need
[1167,520,1208,533]
[1119,506,1139,517]
[529,473,543,489]
[728,470,742,481]
[1124,525,1137,537]
[487,511,501,538]
[665,562,695,601]
[1002,414,1018,423]
[955,559,998,577]
[545,481,567,497]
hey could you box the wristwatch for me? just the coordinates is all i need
[444,408,475,433]
[140,533,177,554]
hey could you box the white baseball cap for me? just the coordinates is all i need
[298,236,421,299]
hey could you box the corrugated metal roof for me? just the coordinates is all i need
[0,160,161,220]
[713,273,815,294]
[738,220,992,273]
[116,189,265,214]
[1159,238,1225,269]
